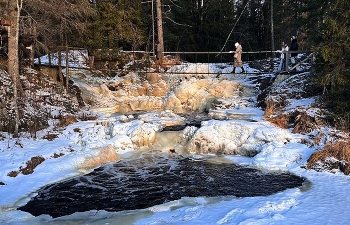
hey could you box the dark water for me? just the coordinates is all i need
[19,153,305,218]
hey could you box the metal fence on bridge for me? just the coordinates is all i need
[141,50,312,75]
[38,48,313,75]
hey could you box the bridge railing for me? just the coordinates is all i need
[149,50,313,74]
[46,48,312,75]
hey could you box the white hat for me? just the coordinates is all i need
[235,42,239,47]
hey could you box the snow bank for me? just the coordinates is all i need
[186,120,294,156]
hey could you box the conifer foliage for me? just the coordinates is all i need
[312,0,350,118]
[86,0,147,51]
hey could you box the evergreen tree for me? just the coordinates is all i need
[297,0,328,49]
[271,0,295,47]
[236,0,265,54]
[313,0,350,118]
[162,0,236,61]
[86,0,147,51]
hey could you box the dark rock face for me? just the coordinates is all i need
[19,154,305,218]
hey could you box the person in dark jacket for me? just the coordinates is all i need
[289,36,298,65]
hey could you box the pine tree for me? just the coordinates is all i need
[312,0,350,119]
[162,0,236,61]
[86,0,147,51]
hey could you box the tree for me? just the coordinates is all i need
[24,0,95,49]
[312,0,350,119]
[23,0,95,89]
[156,0,164,59]
[0,0,96,135]
[298,0,328,49]
[160,0,236,62]
[6,0,22,137]
[85,0,147,51]
[270,0,275,53]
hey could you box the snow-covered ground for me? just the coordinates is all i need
[1,52,349,224]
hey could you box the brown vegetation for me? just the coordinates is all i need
[8,156,46,177]
[312,131,326,146]
[292,111,318,134]
[263,97,289,117]
[57,115,78,127]
[265,109,326,135]
[19,156,46,175]
[264,98,291,129]
[43,133,59,141]
[266,114,290,129]
[263,99,277,117]
[7,170,19,177]
[52,152,65,158]
[306,141,350,175]
[73,127,81,133]
[334,116,350,133]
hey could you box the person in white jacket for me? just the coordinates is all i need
[230,42,245,73]
[277,42,289,71]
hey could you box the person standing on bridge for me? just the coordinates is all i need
[230,42,245,73]
[289,36,298,66]
[277,42,289,71]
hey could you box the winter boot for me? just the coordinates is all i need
[231,67,236,73]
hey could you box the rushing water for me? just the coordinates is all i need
[17,72,306,220]
[19,153,305,218]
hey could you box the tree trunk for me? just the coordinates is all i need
[270,0,275,54]
[65,39,69,90]
[270,0,275,71]
[58,48,64,83]
[58,22,64,85]
[156,0,164,59]
[152,0,155,56]
[7,0,22,137]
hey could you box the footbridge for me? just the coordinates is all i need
[33,48,313,87]
[91,49,313,77]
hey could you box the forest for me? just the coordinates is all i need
[0,0,349,134]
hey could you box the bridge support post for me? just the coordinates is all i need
[285,52,289,72]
